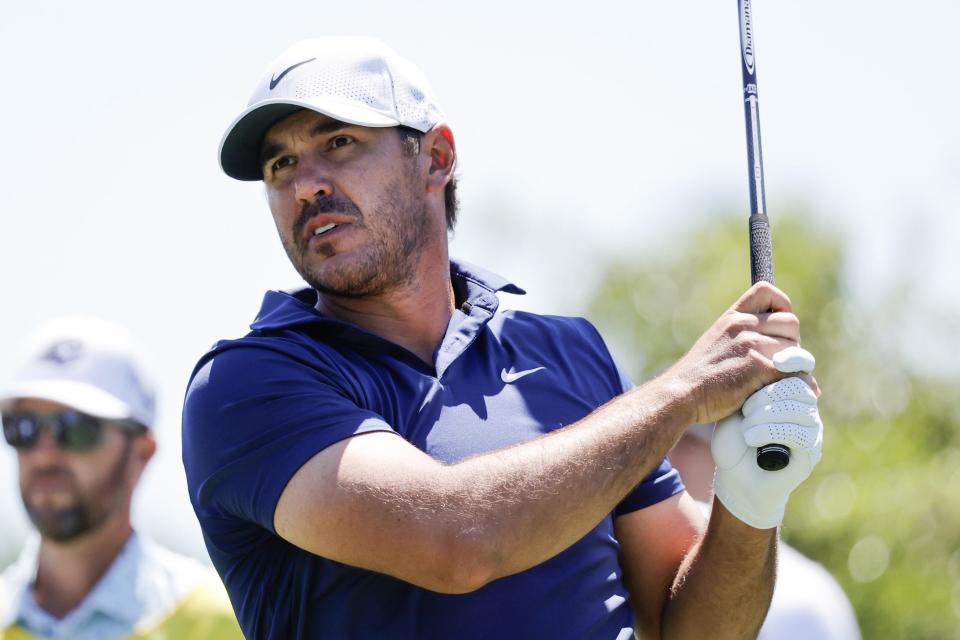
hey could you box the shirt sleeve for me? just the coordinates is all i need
[606,347,686,516]
[182,341,397,534]
[614,458,685,516]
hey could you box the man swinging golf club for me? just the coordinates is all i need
[183,37,823,639]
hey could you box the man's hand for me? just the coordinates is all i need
[666,282,806,426]
[711,347,823,529]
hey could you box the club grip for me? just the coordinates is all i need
[749,216,775,285]
[749,215,789,469]
[750,218,791,470]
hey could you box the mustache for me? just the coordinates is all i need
[293,194,363,243]
[25,466,77,486]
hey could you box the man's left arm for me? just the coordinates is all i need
[618,491,781,640]
[618,364,823,639]
[615,491,705,639]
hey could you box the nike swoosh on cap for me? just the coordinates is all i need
[501,367,546,384]
[269,58,316,90]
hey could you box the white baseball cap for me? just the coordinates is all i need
[0,316,157,428]
[219,36,446,181]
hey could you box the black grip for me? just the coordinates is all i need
[750,216,788,469]
[749,216,775,285]
[757,445,790,471]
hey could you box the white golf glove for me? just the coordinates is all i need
[712,347,822,529]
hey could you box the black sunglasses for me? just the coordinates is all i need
[1,410,144,452]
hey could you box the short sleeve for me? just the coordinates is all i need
[606,346,686,515]
[182,343,397,533]
[614,458,685,516]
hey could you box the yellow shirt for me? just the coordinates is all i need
[1,576,240,640]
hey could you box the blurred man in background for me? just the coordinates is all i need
[0,316,242,640]
[670,424,861,640]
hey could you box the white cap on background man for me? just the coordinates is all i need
[0,316,156,427]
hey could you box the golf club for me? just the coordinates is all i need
[738,0,791,472]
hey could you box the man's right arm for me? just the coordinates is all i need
[275,373,694,593]
[273,282,804,593]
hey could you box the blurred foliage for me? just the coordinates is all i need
[584,210,960,639]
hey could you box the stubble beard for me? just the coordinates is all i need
[286,172,431,299]
[21,438,133,543]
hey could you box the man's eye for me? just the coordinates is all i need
[271,156,295,172]
[330,135,353,149]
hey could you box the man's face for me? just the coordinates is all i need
[260,110,438,298]
[11,398,148,542]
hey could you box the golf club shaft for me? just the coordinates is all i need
[738,0,790,471]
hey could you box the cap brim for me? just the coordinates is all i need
[0,380,134,422]
[219,98,401,181]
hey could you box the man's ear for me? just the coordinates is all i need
[133,431,157,468]
[423,124,456,193]
[123,430,156,492]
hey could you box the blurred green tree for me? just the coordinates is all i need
[584,211,960,640]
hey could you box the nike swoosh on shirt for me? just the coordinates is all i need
[269,58,316,90]
[501,367,546,383]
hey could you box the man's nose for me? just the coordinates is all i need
[293,159,334,207]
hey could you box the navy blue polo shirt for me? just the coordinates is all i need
[182,260,684,640]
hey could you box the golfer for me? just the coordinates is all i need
[183,37,824,640]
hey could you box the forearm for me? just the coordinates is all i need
[661,500,777,640]
[443,373,694,582]
[276,371,697,593]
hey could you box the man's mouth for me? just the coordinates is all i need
[313,223,339,237]
[26,469,76,498]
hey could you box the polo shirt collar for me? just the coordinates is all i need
[450,259,525,299]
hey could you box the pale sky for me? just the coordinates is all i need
[1,0,958,560]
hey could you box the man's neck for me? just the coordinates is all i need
[33,514,134,619]
[317,255,456,365]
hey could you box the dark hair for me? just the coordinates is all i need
[397,127,458,231]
